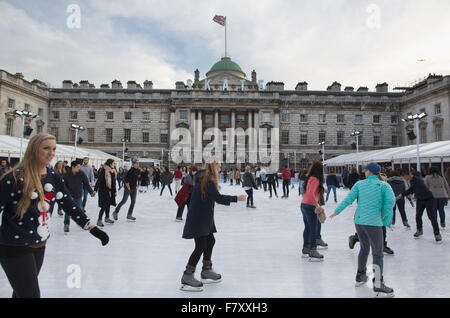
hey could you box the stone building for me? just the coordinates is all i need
[1,57,449,170]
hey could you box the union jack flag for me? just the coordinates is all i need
[213,15,226,26]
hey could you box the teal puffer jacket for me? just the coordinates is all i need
[335,175,396,227]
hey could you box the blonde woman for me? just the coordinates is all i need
[0,133,108,298]
[181,157,246,292]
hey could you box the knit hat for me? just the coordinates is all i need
[131,158,139,165]
[362,162,381,175]
[191,166,199,172]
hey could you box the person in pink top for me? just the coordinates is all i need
[300,161,325,261]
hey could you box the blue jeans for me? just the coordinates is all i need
[301,203,319,248]
[82,184,89,209]
[326,185,337,201]
[299,180,304,196]
[435,198,447,224]
[65,197,83,225]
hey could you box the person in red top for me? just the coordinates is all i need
[300,161,325,261]
[281,166,291,198]
[174,166,183,194]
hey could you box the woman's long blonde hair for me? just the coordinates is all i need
[200,156,220,200]
[12,133,56,219]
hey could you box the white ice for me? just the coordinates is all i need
[1,183,449,298]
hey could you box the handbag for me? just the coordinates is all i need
[315,206,326,224]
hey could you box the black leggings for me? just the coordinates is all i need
[187,233,216,268]
[99,206,111,220]
[176,195,191,219]
[0,245,46,298]
[160,184,173,196]
[283,179,290,197]
[246,189,254,206]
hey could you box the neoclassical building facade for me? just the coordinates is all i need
[1,57,449,170]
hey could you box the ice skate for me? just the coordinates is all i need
[112,211,118,221]
[105,217,114,224]
[316,238,328,249]
[373,279,395,298]
[64,224,69,234]
[308,248,324,262]
[201,262,222,284]
[302,245,310,258]
[127,215,136,222]
[97,220,104,227]
[57,209,63,217]
[414,229,423,239]
[383,245,394,255]
[355,270,368,287]
[175,217,183,222]
[435,234,442,244]
[441,222,446,229]
[403,220,411,229]
[349,235,358,249]
[249,205,256,209]
[180,272,203,292]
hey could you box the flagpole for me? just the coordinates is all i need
[225,17,227,57]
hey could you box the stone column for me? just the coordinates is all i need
[215,110,219,128]
[169,110,176,146]
[231,109,236,129]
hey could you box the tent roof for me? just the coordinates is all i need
[0,135,122,163]
[324,140,450,166]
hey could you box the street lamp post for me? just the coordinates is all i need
[71,124,85,160]
[121,138,128,167]
[319,141,325,174]
[351,131,361,172]
[402,112,427,172]
[13,110,38,160]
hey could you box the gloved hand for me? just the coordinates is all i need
[90,227,109,246]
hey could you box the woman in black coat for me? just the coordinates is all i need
[139,167,150,192]
[180,158,246,292]
[348,167,360,189]
[95,159,117,227]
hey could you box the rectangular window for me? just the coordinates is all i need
[88,128,95,142]
[124,112,132,120]
[435,103,441,115]
[300,133,308,145]
[51,127,59,141]
[160,129,168,143]
[392,135,399,146]
[106,112,114,120]
[435,125,442,141]
[70,129,76,142]
[420,127,427,144]
[373,134,381,146]
[281,131,289,145]
[88,111,96,120]
[143,112,150,121]
[24,104,30,111]
[124,129,131,142]
[38,108,44,117]
[373,115,380,123]
[6,118,14,135]
[70,111,77,120]
[205,114,213,124]
[36,125,43,134]
[53,111,60,119]
[337,131,344,145]
[160,112,168,121]
[8,99,15,108]
[391,115,398,124]
[337,114,344,123]
[300,114,308,123]
[179,110,188,121]
[221,114,229,124]
[106,128,113,143]
[142,132,150,143]
[355,115,363,123]
[236,114,245,123]
[319,114,326,123]
[319,131,326,143]
[281,113,289,122]
[262,112,271,122]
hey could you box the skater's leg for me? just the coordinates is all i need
[127,189,137,216]
[0,245,45,298]
[416,200,426,231]
[187,236,208,268]
[301,204,317,248]
[104,206,111,219]
[168,184,173,196]
[382,226,387,246]
[365,225,384,282]
[397,197,408,222]
[160,185,165,195]
[436,198,446,224]
[332,185,337,201]
[355,225,371,273]
[245,189,252,206]
[250,189,254,206]
[115,188,130,214]
[425,199,440,235]
[301,205,311,248]
[202,233,216,262]
[326,185,331,201]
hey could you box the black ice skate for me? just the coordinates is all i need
[308,248,324,262]
[64,224,69,234]
[441,222,446,229]
[414,229,423,238]
[175,217,183,222]
[355,270,368,287]
[435,234,443,244]
[112,211,118,221]
[201,262,222,284]
[383,245,394,255]
[302,245,310,258]
[105,217,114,225]
[403,220,411,229]
[316,238,328,249]
[373,278,395,298]
[349,235,358,249]
[127,215,136,222]
[97,219,104,227]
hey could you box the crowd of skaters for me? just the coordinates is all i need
[1,134,450,298]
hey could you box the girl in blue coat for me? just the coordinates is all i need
[181,157,246,292]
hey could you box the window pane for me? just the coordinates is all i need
[319,131,326,143]
[179,111,187,120]
[88,128,95,142]
[89,111,96,120]
[124,112,132,120]
[300,133,308,145]
[107,112,114,120]
[337,114,344,123]
[300,114,308,123]
[106,129,113,142]
[355,115,362,123]
[143,132,150,143]
[221,114,229,124]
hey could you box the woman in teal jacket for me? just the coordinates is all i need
[330,163,396,298]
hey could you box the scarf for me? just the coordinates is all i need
[104,165,116,189]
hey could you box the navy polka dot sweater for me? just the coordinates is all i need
[0,168,91,246]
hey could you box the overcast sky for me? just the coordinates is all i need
[1,0,449,90]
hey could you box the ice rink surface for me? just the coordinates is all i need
[1,183,449,298]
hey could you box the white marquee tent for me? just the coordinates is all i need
[324,140,450,167]
[0,135,122,168]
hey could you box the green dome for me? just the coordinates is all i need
[206,57,246,77]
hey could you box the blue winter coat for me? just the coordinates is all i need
[182,171,237,239]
